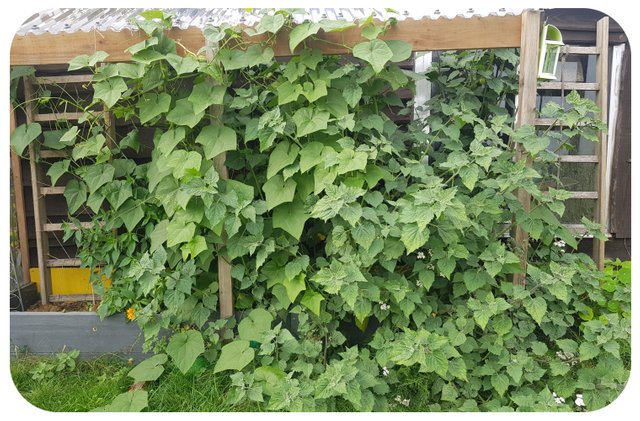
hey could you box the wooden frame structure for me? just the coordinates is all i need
[8,9,610,311]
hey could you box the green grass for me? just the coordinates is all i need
[10,354,264,412]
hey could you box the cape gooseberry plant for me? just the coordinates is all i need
[11,10,629,412]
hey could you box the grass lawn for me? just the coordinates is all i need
[11,354,431,412]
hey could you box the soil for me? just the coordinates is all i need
[27,301,100,312]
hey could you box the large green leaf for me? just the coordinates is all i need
[188,82,226,114]
[238,308,274,342]
[82,164,115,194]
[119,199,145,232]
[166,98,204,128]
[165,53,199,75]
[263,174,296,210]
[400,223,429,253]
[93,77,128,108]
[217,48,248,70]
[384,40,413,63]
[137,92,171,124]
[352,222,376,250]
[166,149,202,179]
[352,39,393,73]
[150,220,169,253]
[289,22,321,52]
[277,81,303,105]
[64,179,87,214]
[92,390,148,412]
[128,354,168,382]
[214,340,255,373]
[300,290,323,316]
[255,14,285,35]
[72,134,107,161]
[282,273,306,303]
[166,330,205,374]
[272,199,308,240]
[299,141,324,173]
[156,128,186,155]
[166,219,196,247]
[10,123,41,156]
[102,180,132,211]
[292,108,330,137]
[59,126,79,145]
[181,235,207,260]
[68,51,109,71]
[195,124,237,160]
[267,141,300,179]
[47,159,70,186]
[523,296,547,326]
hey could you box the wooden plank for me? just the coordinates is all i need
[43,222,97,232]
[605,44,626,234]
[48,294,98,302]
[11,15,522,66]
[25,77,53,305]
[568,191,598,199]
[46,258,82,267]
[33,112,84,122]
[36,74,93,85]
[562,45,598,55]
[39,150,69,159]
[557,155,599,163]
[593,17,609,270]
[534,118,589,126]
[609,44,631,238]
[10,105,31,285]
[538,82,599,90]
[40,186,65,195]
[512,10,541,286]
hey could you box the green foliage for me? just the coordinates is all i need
[29,349,79,381]
[20,9,627,413]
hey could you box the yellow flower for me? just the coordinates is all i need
[317,233,326,241]
[126,307,135,320]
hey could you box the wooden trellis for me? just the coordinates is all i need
[9,9,609,311]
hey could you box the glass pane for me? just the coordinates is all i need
[559,162,597,191]
[562,199,596,224]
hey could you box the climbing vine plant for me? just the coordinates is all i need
[11,9,629,412]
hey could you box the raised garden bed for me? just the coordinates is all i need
[10,311,149,361]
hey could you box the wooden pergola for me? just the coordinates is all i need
[9,10,609,312]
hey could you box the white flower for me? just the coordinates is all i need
[395,395,402,402]
[382,367,389,376]
[379,302,390,311]
[554,239,566,249]
[416,280,423,288]
[417,251,426,260]
[552,392,565,404]
[401,398,410,406]
[575,393,585,407]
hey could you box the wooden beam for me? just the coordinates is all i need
[10,15,523,66]
[46,258,82,268]
[10,105,31,286]
[25,77,53,304]
[538,82,599,90]
[593,17,609,270]
[557,155,599,163]
[512,10,541,286]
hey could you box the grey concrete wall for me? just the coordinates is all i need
[10,312,150,360]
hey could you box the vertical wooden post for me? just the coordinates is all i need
[24,77,52,304]
[512,10,541,286]
[205,48,233,320]
[593,17,609,270]
[10,104,31,286]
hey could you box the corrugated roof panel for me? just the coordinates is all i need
[16,7,524,36]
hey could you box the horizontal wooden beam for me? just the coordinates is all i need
[40,186,65,195]
[39,150,69,159]
[34,112,85,122]
[557,155,599,163]
[43,221,97,232]
[49,294,100,302]
[46,258,82,267]
[538,82,599,90]
[562,45,598,55]
[11,15,522,66]
[568,191,598,199]
[36,74,93,85]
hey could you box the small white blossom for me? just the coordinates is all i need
[379,302,390,311]
[401,399,410,406]
[395,395,402,402]
[382,367,389,376]
[416,251,426,260]
[575,393,585,407]
[552,392,565,404]
[554,239,566,249]
[416,280,423,288]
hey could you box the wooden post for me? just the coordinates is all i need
[10,104,31,285]
[593,17,609,270]
[512,10,541,286]
[24,77,53,304]
[205,48,233,320]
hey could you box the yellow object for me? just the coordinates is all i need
[29,268,110,295]
[126,307,136,320]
